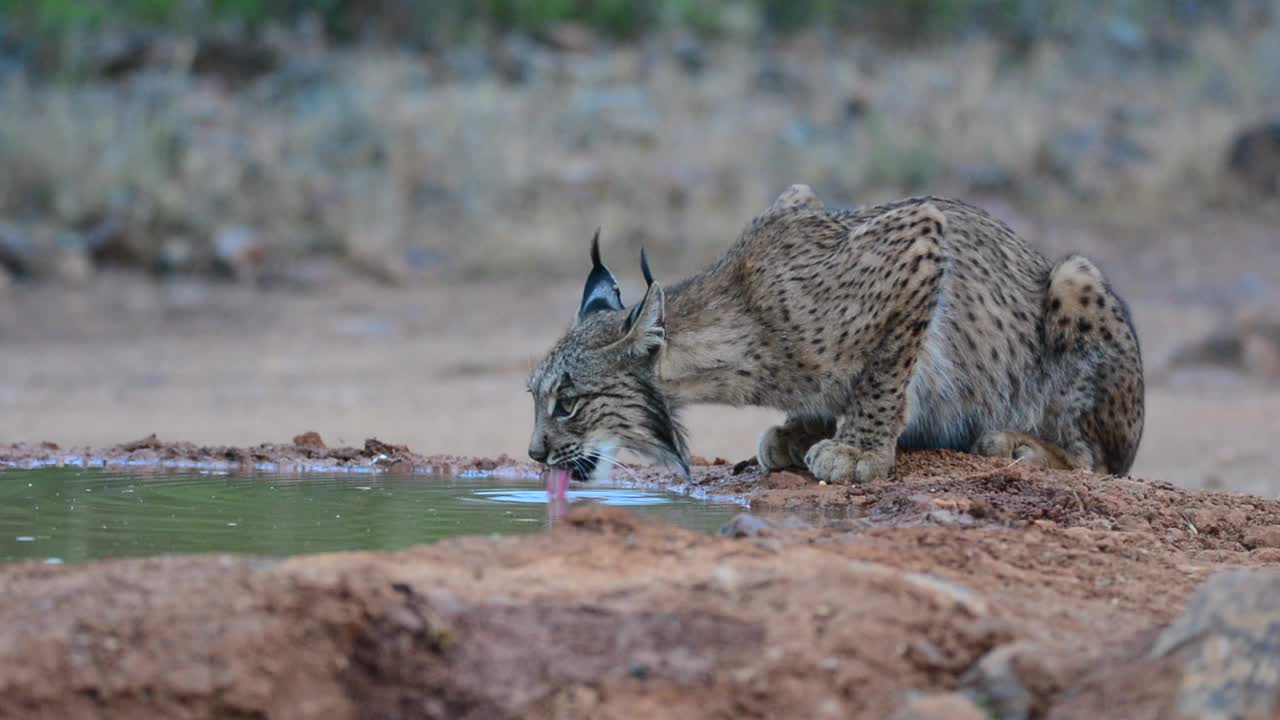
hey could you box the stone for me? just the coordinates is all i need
[292,432,327,451]
[191,37,278,86]
[718,513,796,538]
[673,33,707,74]
[963,643,1035,720]
[1226,121,1280,196]
[1150,569,1280,719]
[1243,525,1280,549]
[212,225,266,282]
[92,32,154,79]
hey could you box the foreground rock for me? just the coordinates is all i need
[1,445,1280,718]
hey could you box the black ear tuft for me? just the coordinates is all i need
[589,228,604,268]
[579,228,624,321]
[640,247,654,288]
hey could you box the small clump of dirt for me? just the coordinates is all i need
[292,430,327,450]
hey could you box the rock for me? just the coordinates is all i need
[492,33,539,85]
[963,644,1035,720]
[904,573,989,617]
[963,642,1064,720]
[720,514,773,538]
[0,221,33,277]
[1149,569,1280,719]
[0,223,94,284]
[719,513,813,538]
[1037,129,1099,188]
[891,692,987,720]
[1168,304,1280,382]
[1226,121,1280,196]
[442,45,491,84]
[82,213,136,268]
[1243,334,1280,381]
[190,37,277,87]
[292,432,327,451]
[843,95,871,122]
[93,32,154,79]
[0,43,24,78]
[1104,16,1148,55]
[1238,305,1280,381]
[212,225,266,282]
[1243,525,1280,549]
[52,245,93,286]
[347,249,409,288]
[672,33,707,74]
[1035,125,1150,198]
[156,236,198,275]
[755,59,803,95]
[964,163,1016,193]
[1168,331,1245,371]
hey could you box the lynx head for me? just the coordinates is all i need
[527,231,688,481]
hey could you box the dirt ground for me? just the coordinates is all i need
[0,442,1278,719]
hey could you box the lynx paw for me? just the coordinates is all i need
[972,431,1073,470]
[757,424,813,470]
[803,440,895,484]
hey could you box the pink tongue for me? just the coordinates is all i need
[546,468,571,498]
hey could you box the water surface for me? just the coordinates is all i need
[0,469,743,563]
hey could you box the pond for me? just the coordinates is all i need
[0,468,745,564]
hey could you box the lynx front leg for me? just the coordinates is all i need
[805,204,948,484]
[757,415,835,470]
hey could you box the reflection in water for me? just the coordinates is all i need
[0,469,743,563]
[548,491,570,528]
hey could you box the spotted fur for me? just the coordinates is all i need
[528,185,1145,483]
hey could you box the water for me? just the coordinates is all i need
[0,469,744,564]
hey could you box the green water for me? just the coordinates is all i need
[0,469,744,564]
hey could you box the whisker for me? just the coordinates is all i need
[583,450,641,482]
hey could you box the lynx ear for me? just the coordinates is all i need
[578,229,624,321]
[621,282,665,356]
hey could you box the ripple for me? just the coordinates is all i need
[472,489,673,506]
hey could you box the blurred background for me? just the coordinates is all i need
[0,0,1276,492]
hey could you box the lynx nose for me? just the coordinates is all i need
[528,442,548,464]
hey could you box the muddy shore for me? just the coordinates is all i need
[1,439,1278,719]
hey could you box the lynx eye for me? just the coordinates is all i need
[552,396,578,420]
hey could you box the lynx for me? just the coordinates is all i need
[527,186,1144,484]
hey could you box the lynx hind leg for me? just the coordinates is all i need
[972,430,1075,470]
[758,415,835,470]
[1040,255,1145,474]
[768,184,825,212]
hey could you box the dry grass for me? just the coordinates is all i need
[1,22,1277,281]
